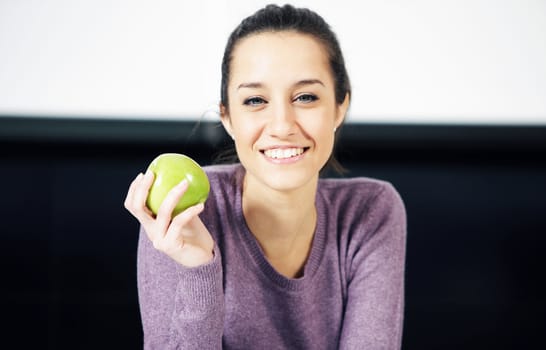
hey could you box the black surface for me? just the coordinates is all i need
[1,116,545,349]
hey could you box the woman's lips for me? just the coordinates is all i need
[261,147,310,162]
[263,147,304,159]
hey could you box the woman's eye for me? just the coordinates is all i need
[243,97,267,106]
[295,94,318,103]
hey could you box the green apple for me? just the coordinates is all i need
[145,153,210,217]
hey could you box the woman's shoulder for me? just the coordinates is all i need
[318,176,405,220]
[201,163,243,210]
[203,163,243,185]
[203,162,241,175]
[319,176,402,201]
[318,177,406,254]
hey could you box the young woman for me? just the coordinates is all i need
[125,4,406,349]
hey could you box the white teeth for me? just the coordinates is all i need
[264,148,304,159]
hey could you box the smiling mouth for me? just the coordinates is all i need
[262,147,309,159]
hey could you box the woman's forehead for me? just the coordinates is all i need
[229,31,332,87]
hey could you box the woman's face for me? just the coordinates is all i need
[221,31,349,193]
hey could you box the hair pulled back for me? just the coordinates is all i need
[220,4,351,109]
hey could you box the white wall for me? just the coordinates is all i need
[1,0,545,124]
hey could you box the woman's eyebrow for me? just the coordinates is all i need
[237,82,263,90]
[294,79,325,88]
[237,79,324,90]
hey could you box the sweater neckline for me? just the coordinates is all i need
[233,165,327,291]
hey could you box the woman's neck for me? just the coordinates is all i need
[241,172,318,277]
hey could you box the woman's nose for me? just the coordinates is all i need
[267,101,297,137]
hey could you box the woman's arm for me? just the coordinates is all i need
[137,226,225,349]
[125,171,225,349]
[339,183,407,350]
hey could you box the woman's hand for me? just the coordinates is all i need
[124,170,215,267]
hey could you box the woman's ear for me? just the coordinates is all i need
[220,103,235,140]
[335,93,350,129]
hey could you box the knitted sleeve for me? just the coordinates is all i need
[339,182,407,349]
[137,226,224,349]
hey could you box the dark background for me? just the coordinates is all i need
[1,116,545,349]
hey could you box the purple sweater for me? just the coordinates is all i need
[137,164,407,349]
